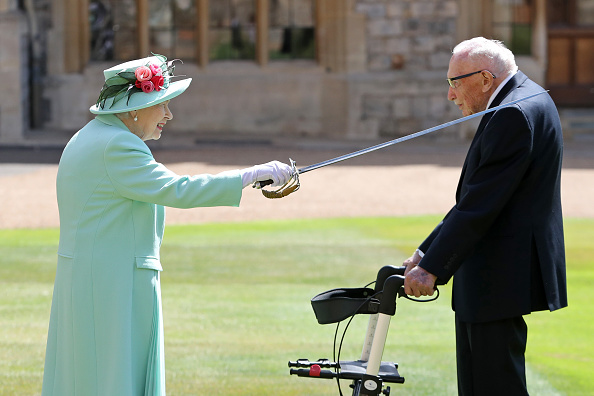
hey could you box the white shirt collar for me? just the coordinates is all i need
[486,71,517,109]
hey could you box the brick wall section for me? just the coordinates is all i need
[0,0,467,143]
[355,0,458,72]
[353,0,461,138]
[0,10,28,144]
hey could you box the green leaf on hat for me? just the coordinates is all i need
[99,84,126,99]
[111,86,132,107]
[118,71,136,80]
[126,86,142,105]
[97,84,127,108]
[94,54,180,111]
[105,75,131,86]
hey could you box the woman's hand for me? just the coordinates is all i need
[240,161,294,188]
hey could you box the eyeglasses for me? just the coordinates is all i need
[447,70,496,89]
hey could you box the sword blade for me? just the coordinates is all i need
[296,90,548,174]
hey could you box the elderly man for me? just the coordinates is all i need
[403,37,567,395]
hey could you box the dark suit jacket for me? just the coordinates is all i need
[418,71,567,323]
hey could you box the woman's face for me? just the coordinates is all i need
[135,100,173,141]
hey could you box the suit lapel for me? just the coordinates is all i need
[455,71,528,201]
[491,71,527,106]
[474,72,525,135]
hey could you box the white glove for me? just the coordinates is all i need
[240,161,293,189]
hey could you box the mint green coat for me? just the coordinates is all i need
[42,115,242,396]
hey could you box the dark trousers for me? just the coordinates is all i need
[455,314,529,396]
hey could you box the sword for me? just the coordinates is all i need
[256,90,548,196]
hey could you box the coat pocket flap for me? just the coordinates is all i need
[135,257,163,271]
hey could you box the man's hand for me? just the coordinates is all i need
[403,250,423,275]
[404,266,437,298]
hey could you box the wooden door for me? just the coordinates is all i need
[547,0,594,106]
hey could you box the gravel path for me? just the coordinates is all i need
[1,139,593,229]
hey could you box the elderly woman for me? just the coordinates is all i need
[41,55,292,396]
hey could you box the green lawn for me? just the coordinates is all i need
[0,217,592,395]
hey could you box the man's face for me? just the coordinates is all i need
[447,55,492,116]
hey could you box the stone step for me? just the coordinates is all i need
[559,108,594,141]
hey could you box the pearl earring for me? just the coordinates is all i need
[134,115,138,122]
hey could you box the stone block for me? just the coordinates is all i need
[386,37,410,54]
[0,11,27,143]
[368,54,392,71]
[412,96,430,119]
[355,3,386,19]
[429,20,456,35]
[386,3,407,18]
[392,118,421,137]
[368,19,403,38]
[412,36,437,53]
[438,1,459,18]
[430,51,452,69]
[393,97,412,119]
[368,38,386,55]
[430,95,449,118]
[354,118,380,139]
[362,94,393,119]
[410,2,436,18]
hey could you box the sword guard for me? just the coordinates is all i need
[255,159,300,199]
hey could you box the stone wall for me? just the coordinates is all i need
[1,0,470,144]
[350,0,462,139]
[355,0,458,72]
[0,9,28,144]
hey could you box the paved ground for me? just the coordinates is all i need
[1,136,593,229]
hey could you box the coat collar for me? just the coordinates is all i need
[94,114,131,131]
[488,71,528,108]
[456,70,529,200]
[92,113,149,147]
[475,70,528,134]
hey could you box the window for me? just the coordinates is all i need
[209,0,256,60]
[88,0,316,65]
[549,0,594,27]
[149,0,197,59]
[269,0,315,60]
[576,0,594,26]
[492,0,533,56]
[90,0,137,61]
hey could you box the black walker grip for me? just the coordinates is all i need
[374,266,406,293]
[290,368,336,379]
[378,275,405,316]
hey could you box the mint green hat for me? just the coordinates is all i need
[89,54,192,114]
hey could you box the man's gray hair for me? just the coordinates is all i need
[453,37,518,78]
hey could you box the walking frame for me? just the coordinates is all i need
[288,265,445,395]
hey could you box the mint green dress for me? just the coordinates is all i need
[42,115,242,395]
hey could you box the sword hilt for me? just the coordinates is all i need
[254,179,274,189]
[253,158,299,191]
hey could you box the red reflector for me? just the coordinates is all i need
[309,364,321,377]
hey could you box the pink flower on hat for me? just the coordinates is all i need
[149,63,163,77]
[94,53,185,111]
[134,66,153,82]
[140,80,155,93]
[151,75,164,91]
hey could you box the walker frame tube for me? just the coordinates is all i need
[289,266,417,396]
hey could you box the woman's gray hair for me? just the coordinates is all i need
[453,37,518,78]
